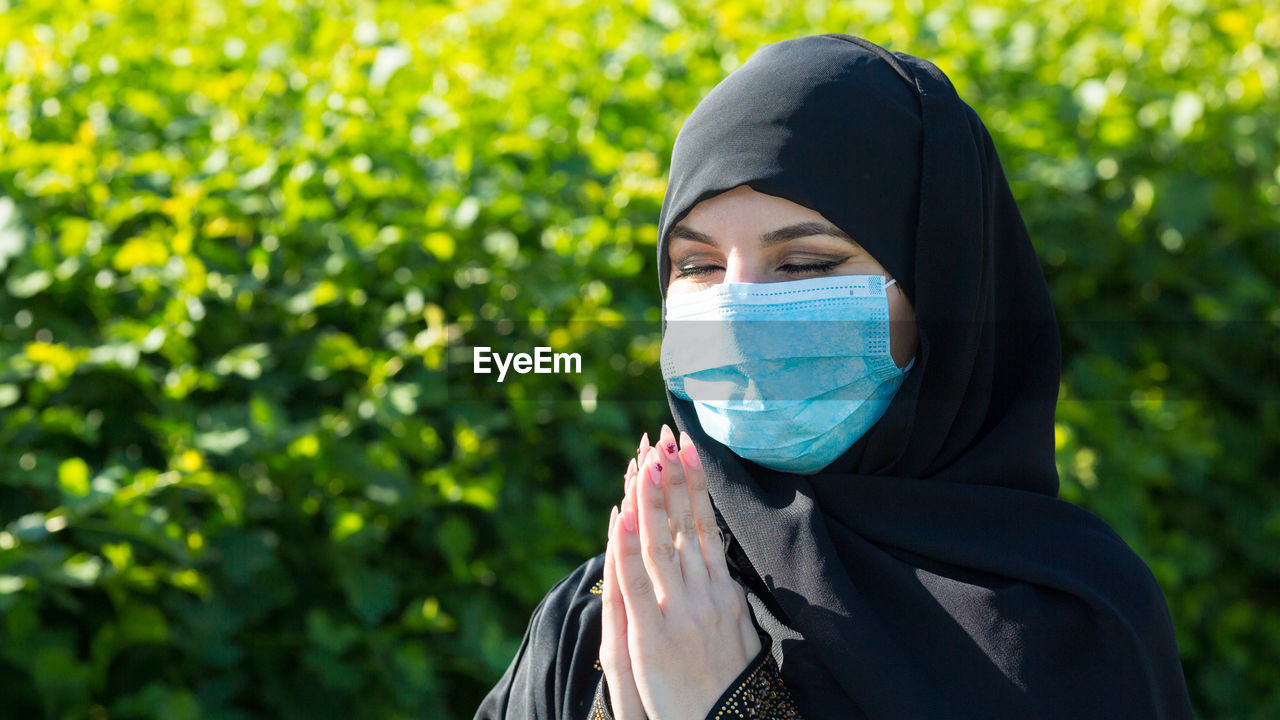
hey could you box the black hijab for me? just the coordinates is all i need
[658,34,1195,719]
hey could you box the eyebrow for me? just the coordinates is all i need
[667,220,856,248]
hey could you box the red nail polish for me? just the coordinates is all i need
[650,463,662,487]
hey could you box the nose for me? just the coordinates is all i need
[721,251,768,284]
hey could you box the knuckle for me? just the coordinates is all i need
[676,512,698,536]
[665,466,687,486]
[713,580,744,613]
[648,491,665,511]
[699,521,724,547]
[696,512,719,532]
[647,541,676,563]
[723,596,745,621]
[630,573,654,597]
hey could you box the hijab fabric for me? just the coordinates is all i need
[658,33,1195,719]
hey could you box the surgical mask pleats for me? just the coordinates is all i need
[660,274,910,474]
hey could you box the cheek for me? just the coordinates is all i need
[887,289,915,326]
[886,290,919,364]
[666,279,694,297]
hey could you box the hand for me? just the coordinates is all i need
[613,425,762,720]
[600,435,650,719]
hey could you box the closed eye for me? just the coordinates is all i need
[778,260,843,275]
[673,259,846,278]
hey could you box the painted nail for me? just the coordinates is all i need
[638,432,650,456]
[649,461,663,487]
[660,424,677,455]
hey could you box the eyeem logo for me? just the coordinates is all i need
[473,346,582,383]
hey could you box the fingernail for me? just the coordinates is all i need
[626,457,637,478]
[660,423,677,453]
[609,505,618,535]
[649,461,663,487]
[658,428,677,459]
[638,432,650,456]
[682,436,702,469]
[622,507,636,533]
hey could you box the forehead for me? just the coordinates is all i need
[670,186,836,238]
[680,184,818,219]
[667,186,858,250]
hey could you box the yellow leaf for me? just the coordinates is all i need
[313,280,340,306]
[423,231,456,261]
[113,236,170,271]
[1214,10,1249,38]
[289,434,321,458]
[333,511,364,541]
[59,217,91,256]
[178,449,203,472]
[58,457,91,496]
[25,342,83,375]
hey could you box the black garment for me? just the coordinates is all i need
[475,32,1196,719]
[655,33,1196,719]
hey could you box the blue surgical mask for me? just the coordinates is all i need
[660,273,914,474]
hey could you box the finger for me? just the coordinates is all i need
[602,506,647,720]
[632,434,649,518]
[625,456,637,497]
[679,431,732,584]
[602,507,626,653]
[624,457,639,541]
[637,446,682,603]
[658,424,709,596]
[614,483,664,628]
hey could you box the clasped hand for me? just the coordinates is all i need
[599,424,762,720]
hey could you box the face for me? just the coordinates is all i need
[665,184,919,368]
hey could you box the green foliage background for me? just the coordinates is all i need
[0,0,1277,717]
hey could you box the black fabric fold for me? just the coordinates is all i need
[473,554,607,720]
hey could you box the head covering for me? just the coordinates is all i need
[658,34,1194,718]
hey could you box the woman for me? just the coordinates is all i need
[474,33,1195,719]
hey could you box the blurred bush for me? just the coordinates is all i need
[0,0,1276,718]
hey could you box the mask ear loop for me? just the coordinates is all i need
[882,276,917,373]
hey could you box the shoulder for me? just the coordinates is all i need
[1046,498,1186,654]
[473,553,609,720]
[542,551,606,608]
[522,551,607,642]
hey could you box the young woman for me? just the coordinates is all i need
[475,33,1195,720]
